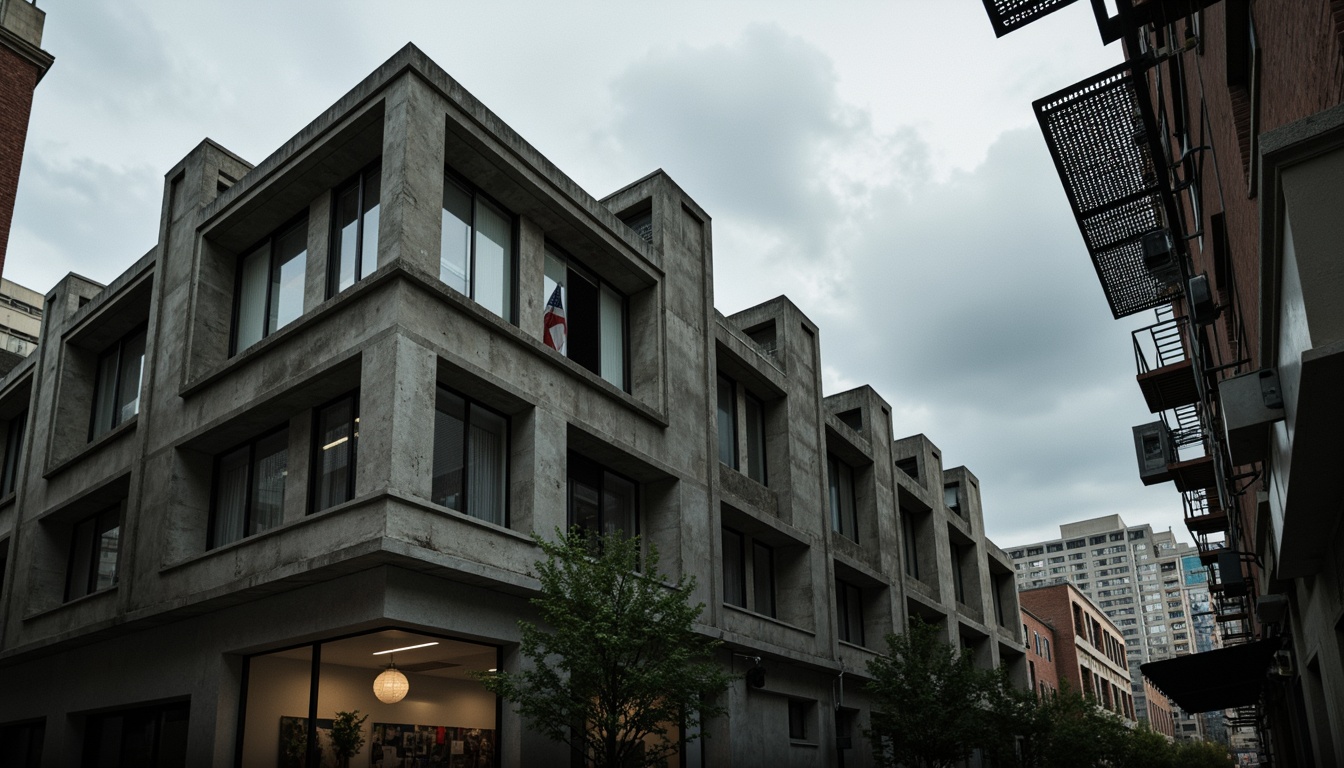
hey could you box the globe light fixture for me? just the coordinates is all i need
[373,661,409,704]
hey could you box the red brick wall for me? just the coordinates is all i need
[1022,609,1061,697]
[0,42,40,278]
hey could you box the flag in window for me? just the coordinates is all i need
[544,284,567,351]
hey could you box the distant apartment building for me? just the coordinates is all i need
[1018,583,1136,724]
[0,278,41,356]
[0,45,1027,767]
[1005,514,1204,729]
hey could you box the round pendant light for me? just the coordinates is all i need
[373,662,409,704]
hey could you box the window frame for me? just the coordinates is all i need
[743,390,767,485]
[326,162,382,298]
[229,213,309,356]
[836,578,865,646]
[543,244,630,391]
[716,374,738,469]
[721,526,746,608]
[901,509,920,580]
[64,504,121,602]
[440,168,519,323]
[207,425,290,549]
[89,325,148,442]
[566,452,639,539]
[309,392,360,514]
[0,409,26,497]
[431,384,511,527]
[827,453,858,541]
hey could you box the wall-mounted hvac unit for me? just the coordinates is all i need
[1219,368,1286,465]
[1217,550,1249,598]
[1188,274,1219,325]
[1142,229,1181,287]
[1132,421,1174,485]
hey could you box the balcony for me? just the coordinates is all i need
[1133,311,1199,413]
[1034,60,1183,319]
[1183,487,1229,535]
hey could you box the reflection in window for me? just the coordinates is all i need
[441,175,515,321]
[722,527,745,608]
[210,428,288,548]
[329,163,381,295]
[827,454,857,541]
[65,505,120,602]
[313,394,358,512]
[433,386,508,526]
[91,327,147,440]
[233,218,308,354]
[83,701,189,768]
[744,392,767,485]
[543,248,626,390]
[567,453,637,539]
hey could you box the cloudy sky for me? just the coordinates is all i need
[6,0,1195,547]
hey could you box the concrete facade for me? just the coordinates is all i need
[0,45,1025,767]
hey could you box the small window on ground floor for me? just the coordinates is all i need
[83,701,189,768]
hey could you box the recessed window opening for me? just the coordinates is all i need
[232,217,308,355]
[209,427,289,549]
[543,246,627,390]
[433,385,509,526]
[441,171,516,321]
[65,504,121,602]
[328,163,382,296]
[90,327,147,441]
[567,452,637,539]
[827,453,858,541]
[1,409,27,497]
[716,374,738,469]
[312,393,359,513]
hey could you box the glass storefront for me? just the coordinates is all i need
[240,629,498,768]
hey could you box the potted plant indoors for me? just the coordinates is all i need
[330,710,369,768]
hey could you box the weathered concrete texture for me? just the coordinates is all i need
[0,44,1025,768]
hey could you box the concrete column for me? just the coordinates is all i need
[284,410,313,523]
[358,333,437,502]
[378,75,445,278]
[303,193,331,310]
[529,407,568,537]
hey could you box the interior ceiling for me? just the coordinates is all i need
[268,629,497,680]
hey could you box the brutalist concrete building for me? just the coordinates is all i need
[0,45,1025,767]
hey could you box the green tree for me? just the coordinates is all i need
[982,679,1135,768]
[864,616,997,768]
[479,528,731,768]
[1172,738,1237,768]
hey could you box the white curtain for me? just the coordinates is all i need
[466,405,506,525]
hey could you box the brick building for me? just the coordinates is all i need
[0,0,53,278]
[1022,607,1060,698]
[0,45,1028,767]
[980,0,1344,763]
[1018,583,1136,724]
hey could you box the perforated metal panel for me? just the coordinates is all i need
[980,0,1081,36]
[1035,61,1183,319]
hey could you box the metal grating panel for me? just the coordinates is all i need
[1035,61,1183,319]
[981,0,1081,37]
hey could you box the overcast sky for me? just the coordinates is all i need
[6,0,1196,548]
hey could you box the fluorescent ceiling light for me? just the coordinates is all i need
[372,641,440,656]
[322,435,349,451]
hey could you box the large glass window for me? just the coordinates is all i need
[0,410,26,497]
[836,578,864,645]
[441,174,515,321]
[543,248,626,390]
[432,386,509,526]
[901,510,919,579]
[233,218,308,355]
[210,428,288,548]
[90,327,147,441]
[567,453,637,538]
[827,453,857,541]
[329,164,382,296]
[312,394,358,513]
[65,505,120,602]
[752,539,776,618]
[240,629,499,768]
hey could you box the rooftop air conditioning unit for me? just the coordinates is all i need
[1142,229,1181,287]
[1219,369,1285,465]
[1133,422,1175,485]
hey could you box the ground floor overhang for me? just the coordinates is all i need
[1140,638,1281,713]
